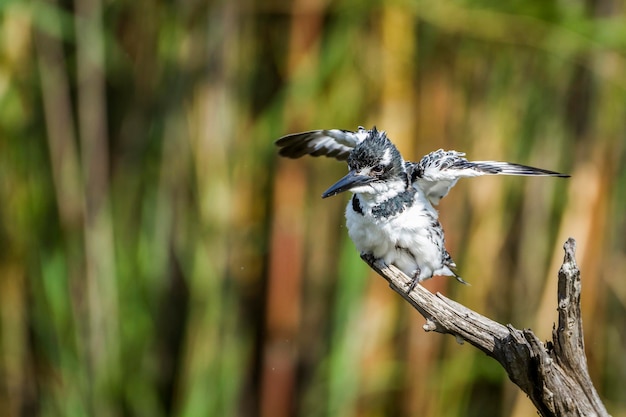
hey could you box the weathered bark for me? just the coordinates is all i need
[362,238,610,417]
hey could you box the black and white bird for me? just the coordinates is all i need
[276,126,568,290]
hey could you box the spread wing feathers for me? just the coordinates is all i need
[410,150,569,205]
[275,127,368,161]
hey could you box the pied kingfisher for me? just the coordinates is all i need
[276,126,569,290]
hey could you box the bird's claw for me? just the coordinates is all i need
[406,267,422,293]
[360,252,377,265]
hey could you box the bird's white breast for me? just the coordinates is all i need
[345,190,449,280]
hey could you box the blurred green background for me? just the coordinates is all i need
[1,0,625,416]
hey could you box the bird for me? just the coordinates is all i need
[276,126,569,291]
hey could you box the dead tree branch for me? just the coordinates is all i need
[362,238,610,417]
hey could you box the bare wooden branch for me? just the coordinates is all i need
[361,238,610,417]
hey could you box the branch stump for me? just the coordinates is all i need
[362,238,609,417]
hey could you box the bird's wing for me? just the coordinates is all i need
[409,149,569,205]
[275,127,368,161]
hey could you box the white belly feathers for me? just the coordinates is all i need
[345,192,453,281]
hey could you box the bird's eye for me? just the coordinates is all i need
[371,165,384,175]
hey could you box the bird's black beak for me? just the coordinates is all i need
[322,170,372,198]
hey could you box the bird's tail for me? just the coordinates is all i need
[443,252,470,285]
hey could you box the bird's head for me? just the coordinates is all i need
[322,127,407,199]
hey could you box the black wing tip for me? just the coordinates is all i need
[275,130,352,160]
[276,143,349,160]
[527,166,570,177]
[275,132,308,146]
[530,170,571,178]
[522,169,571,178]
[277,147,301,159]
[275,137,288,146]
[275,132,316,159]
[499,163,571,178]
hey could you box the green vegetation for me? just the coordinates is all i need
[1,0,625,416]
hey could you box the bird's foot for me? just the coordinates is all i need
[359,252,378,265]
[407,267,422,293]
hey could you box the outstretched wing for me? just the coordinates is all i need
[409,149,569,205]
[276,127,369,161]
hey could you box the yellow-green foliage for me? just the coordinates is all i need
[0,0,625,416]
